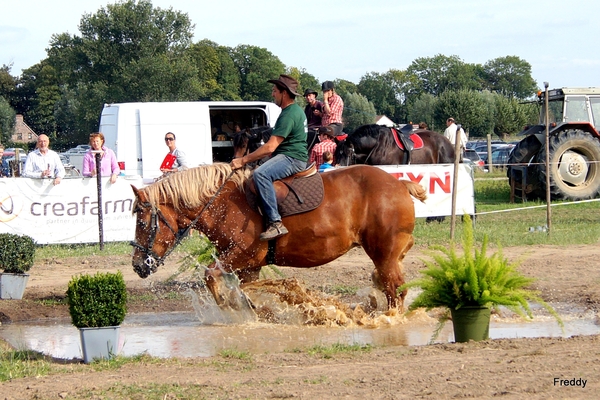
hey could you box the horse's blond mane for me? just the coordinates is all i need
[142,163,252,210]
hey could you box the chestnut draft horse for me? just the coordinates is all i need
[335,124,455,166]
[130,163,427,308]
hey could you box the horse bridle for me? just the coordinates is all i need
[130,170,235,277]
[130,201,185,275]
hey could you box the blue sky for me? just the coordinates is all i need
[2,0,600,90]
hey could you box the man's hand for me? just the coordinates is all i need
[231,157,244,170]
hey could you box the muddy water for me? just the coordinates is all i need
[1,310,598,361]
[0,279,598,361]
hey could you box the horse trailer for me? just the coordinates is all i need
[98,101,281,182]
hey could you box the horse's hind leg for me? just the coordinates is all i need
[368,233,414,310]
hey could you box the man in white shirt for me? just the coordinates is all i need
[23,134,66,185]
[443,118,468,161]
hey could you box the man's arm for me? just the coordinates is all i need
[231,135,284,169]
[22,154,43,178]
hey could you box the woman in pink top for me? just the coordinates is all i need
[82,132,120,184]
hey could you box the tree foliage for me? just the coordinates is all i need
[0,96,16,143]
[483,56,537,100]
[342,92,376,133]
[0,0,540,145]
[230,45,285,101]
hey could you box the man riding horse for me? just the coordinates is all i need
[230,74,308,241]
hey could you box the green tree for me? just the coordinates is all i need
[38,0,200,142]
[0,65,17,107]
[188,40,241,100]
[0,96,16,143]
[492,94,538,138]
[342,92,376,133]
[434,89,492,138]
[230,45,285,101]
[483,56,538,100]
[357,72,401,122]
[333,79,357,97]
[406,54,482,98]
[407,93,438,131]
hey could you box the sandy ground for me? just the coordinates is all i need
[1,243,600,399]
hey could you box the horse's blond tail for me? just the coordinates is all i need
[402,180,427,203]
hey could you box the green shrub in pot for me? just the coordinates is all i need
[400,215,562,341]
[67,271,128,328]
[0,233,35,274]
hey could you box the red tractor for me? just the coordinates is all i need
[507,87,600,200]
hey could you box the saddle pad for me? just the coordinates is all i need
[409,133,424,149]
[391,128,424,150]
[245,172,324,218]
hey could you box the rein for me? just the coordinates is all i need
[130,170,235,275]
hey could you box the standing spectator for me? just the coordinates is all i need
[418,122,429,130]
[318,151,335,172]
[0,145,10,177]
[303,88,323,129]
[23,134,65,185]
[82,132,120,184]
[160,132,189,174]
[309,126,337,167]
[443,118,468,161]
[321,81,344,136]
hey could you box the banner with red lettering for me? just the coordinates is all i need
[375,164,475,218]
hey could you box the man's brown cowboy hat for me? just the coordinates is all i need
[267,74,301,97]
[318,126,335,138]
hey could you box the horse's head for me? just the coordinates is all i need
[334,139,355,166]
[130,185,181,278]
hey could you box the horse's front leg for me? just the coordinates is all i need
[204,262,227,306]
[237,266,261,284]
[204,262,260,309]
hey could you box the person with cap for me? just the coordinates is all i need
[309,125,337,167]
[321,80,344,136]
[230,74,308,241]
[303,88,323,129]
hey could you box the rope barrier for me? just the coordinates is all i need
[475,198,600,216]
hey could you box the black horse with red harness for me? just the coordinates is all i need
[334,124,455,166]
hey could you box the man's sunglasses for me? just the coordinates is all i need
[165,138,175,141]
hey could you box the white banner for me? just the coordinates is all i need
[0,176,144,244]
[0,164,474,244]
[375,164,475,218]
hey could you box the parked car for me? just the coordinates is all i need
[480,145,515,169]
[2,153,27,176]
[463,149,485,170]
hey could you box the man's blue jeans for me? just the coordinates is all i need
[253,154,307,223]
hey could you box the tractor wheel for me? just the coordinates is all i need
[506,135,543,199]
[536,129,600,200]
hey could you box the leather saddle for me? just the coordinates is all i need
[245,163,324,217]
[391,126,425,164]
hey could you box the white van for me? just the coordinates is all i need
[98,101,281,181]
